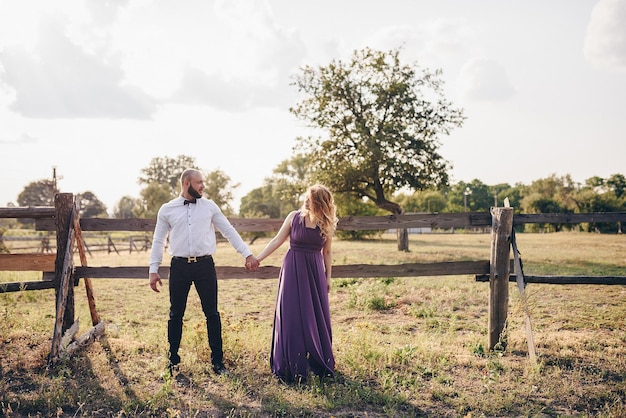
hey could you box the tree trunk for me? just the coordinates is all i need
[372,192,408,251]
[394,206,409,252]
[397,228,409,252]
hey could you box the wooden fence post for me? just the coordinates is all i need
[488,207,513,350]
[54,193,76,332]
[49,193,76,365]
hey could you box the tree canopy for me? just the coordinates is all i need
[18,179,58,207]
[138,155,199,197]
[291,47,465,215]
[77,191,108,218]
[239,154,311,219]
[204,169,239,216]
[132,155,241,218]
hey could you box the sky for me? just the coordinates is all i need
[1,0,625,214]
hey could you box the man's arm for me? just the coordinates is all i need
[148,208,169,292]
[210,206,253,259]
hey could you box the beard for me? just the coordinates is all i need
[188,185,202,199]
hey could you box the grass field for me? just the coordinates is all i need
[1,232,625,417]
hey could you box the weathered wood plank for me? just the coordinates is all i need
[0,254,56,271]
[61,321,106,360]
[475,274,626,285]
[36,213,494,232]
[513,212,626,225]
[49,194,76,365]
[73,260,490,280]
[337,213,492,230]
[0,280,57,292]
[0,207,56,219]
[489,207,513,351]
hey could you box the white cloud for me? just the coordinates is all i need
[171,66,297,112]
[365,18,473,64]
[584,0,626,71]
[84,0,130,26]
[459,57,515,102]
[0,14,155,119]
[165,0,304,111]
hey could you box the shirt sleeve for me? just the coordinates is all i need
[149,206,170,274]
[210,203,253,259]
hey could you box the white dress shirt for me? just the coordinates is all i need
[149,196,252,274]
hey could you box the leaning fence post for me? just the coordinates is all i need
[488,206,513,350]
[49,193,76,365]
[54,193,76,332]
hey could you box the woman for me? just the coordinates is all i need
[256,184,338,382]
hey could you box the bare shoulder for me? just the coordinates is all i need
[285,210,298,222]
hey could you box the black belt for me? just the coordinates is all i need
[172,255,212,263]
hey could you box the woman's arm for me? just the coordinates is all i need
[322,235,333,293]
[256,211,296,262]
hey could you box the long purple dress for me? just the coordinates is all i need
[270,211,335,381]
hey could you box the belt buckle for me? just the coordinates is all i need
[187,256,197,263]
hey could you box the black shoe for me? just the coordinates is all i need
[169,353,181,366]
[212,363,229,376]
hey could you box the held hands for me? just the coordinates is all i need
[245,255,260,271]
[149,273,162,292]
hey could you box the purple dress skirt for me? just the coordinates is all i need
[270,211,335,381]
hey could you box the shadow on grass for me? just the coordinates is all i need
[0,336,237,417]
[225,366,428,417]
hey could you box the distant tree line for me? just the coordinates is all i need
[5,153,624,235]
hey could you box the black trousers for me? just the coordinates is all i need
[168,256,223,366]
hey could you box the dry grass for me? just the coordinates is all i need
[1,232,625,417]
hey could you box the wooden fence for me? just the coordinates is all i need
[1,193,625,365]
[2,233,152,255]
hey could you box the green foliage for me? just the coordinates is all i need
[334,193,383,240]
[291,46,465,215]
[606,173,626,198]
[138,155,198,196]
[135,182,172,219]
[521,174,578,213]
[113,195,141,219]
[239,185,281,218]
[18,179,58,207]
[366,295,392,311]
[136,156,241,218]
[396,189,447,213]
[574,176,626,233]
[239,154,311,218]
[204,169,239,216]
[77,191,108,218]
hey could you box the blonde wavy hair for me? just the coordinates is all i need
[300,184,338,239]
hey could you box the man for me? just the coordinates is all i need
[149,168,259,376]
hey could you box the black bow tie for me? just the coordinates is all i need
[184,199,197,205]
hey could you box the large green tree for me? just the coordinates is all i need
[239,155,311,219]
[113,196,141,219]
[135,182,172,219]
[239,185,282,219]
[137,156,240,218]
[137,155,199,217]
[18,179,58,207]
[138,155,199,197]
[204,169,239,216]
[291,47,465,250]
